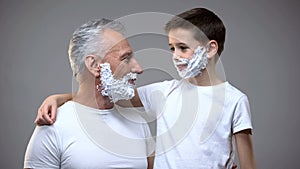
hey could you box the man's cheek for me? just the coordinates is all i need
[113,62,130,79]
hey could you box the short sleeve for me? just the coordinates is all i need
[137,80,178,117]
[137,82,163,113]
[24,126,61,168]
[232,95,253,134]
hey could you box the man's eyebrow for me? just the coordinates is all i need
[121,51,133,58]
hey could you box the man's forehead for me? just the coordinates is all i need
[107,42,131,52]
[102,29,132,55]
[105,43,132,58]
[103,29,126,43]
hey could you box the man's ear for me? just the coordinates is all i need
[206,40,218,60]
[85,55,101,77]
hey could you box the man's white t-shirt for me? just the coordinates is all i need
[24,101,154,169]
[137,79,253,169]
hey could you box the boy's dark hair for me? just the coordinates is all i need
[165,8,226,56]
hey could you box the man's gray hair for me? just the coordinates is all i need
[68,18,125,77]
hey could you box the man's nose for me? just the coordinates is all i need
[131,58,143,74]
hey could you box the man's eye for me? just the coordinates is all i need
[123,55,132,62]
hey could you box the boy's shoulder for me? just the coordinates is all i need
[138,79,180,92]
[225,82,248,102]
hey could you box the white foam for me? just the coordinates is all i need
[173,46,208,79]
[100,63,137,102]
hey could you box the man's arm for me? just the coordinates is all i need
[35,93,72,125]
[235,129,256,169]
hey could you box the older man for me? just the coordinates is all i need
[24,19,154,169]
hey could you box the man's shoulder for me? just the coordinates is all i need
[57,100,76,113]
[115,106,148,123]
[54,101,77,126]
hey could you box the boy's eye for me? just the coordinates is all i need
[169,47,175,52]
[179,46,188,51]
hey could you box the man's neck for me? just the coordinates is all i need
[73,85,114,110]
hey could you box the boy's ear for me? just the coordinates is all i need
[206,40,218,60]
[85,55,101,77]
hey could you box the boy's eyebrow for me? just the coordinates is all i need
[169,42,187,46]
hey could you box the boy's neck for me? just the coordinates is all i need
[187,68,224,86]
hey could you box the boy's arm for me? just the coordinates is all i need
[235,129,256,169]
[35,93,72,125]
[35,89,143,125]
[147,153,155,169]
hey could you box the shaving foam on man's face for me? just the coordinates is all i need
[173,46,208,79]
[100,63,137,103]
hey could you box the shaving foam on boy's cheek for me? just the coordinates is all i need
[100,63,136,103]
[173,46,208,79]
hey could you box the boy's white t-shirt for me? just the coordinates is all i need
[137,79,253,169]
[24,101,154,169]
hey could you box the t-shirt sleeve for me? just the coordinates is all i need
[232,95,253,134]
[137,83,160,113]
[24,126,61,168]
[137,81,173,117]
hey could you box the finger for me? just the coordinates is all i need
[35,118,46,126]
[50,105,57,123]
[43,113,52,124]
[34,108,44,125]
[42,108,53,124]
[35,115,48,126]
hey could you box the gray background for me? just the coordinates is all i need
[1,0,299,168]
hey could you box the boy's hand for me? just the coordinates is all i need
[35,95,58,125]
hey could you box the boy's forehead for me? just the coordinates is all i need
[168,28,197,44]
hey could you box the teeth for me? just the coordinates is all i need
[175,61,188,65]
[176,64,187,66]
